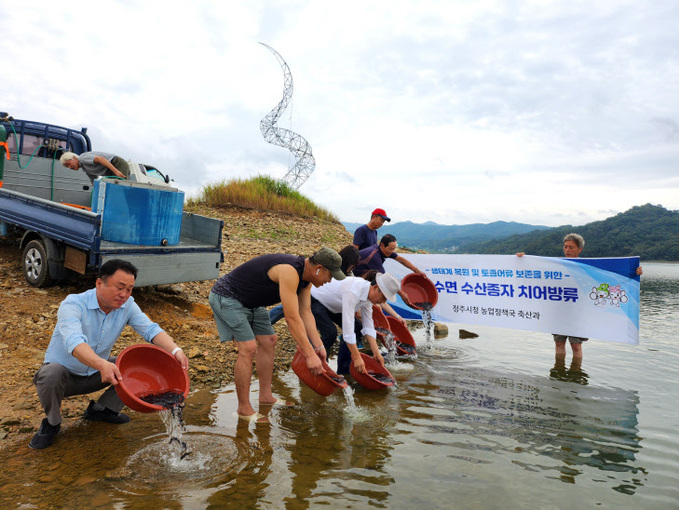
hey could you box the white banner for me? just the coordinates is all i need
[385,254,641,345]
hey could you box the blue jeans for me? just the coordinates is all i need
[269,304,285,325]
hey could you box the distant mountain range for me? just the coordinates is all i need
[341,220,551,253]
[342,204,679,260]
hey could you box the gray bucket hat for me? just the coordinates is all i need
[376,272,400,301]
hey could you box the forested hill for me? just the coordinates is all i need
[460,204,679,260]
[342,220,550,252]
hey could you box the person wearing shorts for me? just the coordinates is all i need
[520,233,642,360]
[552,334,588,357]
[551,234,590,359]
[209,248,345,423]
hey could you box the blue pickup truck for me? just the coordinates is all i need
[0,113,223,287]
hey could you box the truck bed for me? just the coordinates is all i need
[0,187,223,286]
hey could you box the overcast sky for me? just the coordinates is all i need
[3,1,678,227]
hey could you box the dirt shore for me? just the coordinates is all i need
[0,203,355,449]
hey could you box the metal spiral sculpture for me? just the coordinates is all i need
[259,43,315,189]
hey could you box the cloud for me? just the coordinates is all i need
[2,0,678,228]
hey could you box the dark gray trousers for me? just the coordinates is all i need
[33,357,124,426]
[110,156,130,178]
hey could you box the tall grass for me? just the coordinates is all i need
[190,176,339,222]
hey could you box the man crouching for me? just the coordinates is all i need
[30,259,189,449]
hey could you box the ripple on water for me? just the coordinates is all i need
[386,360,415,372]
[411,334,472,364]
[112,431,248,492]
[343,403,375,423]
[276,394,382,437]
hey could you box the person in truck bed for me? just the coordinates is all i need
[60,151,129,184]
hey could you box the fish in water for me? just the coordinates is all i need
[368,371,395,385]
[141,391,191,460]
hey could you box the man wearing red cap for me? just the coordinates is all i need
[352,208,391,251]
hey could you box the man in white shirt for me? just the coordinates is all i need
[310,272,400,374]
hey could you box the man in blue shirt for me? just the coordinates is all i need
[29,259,189,450]
[352,208,391,251]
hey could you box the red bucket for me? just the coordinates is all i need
[350,353,395,390]
[386,316,417,356]
[401,273,438,310]
[291,349,348,396]
[372,305,391,338]
[115,344,190,413]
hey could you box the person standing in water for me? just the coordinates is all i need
[268,245,359,325]
[518,233,642,360]
[310,272,401,375]
[354,234,425,307]
[209,247,345,423]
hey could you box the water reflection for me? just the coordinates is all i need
[549,355,589,385]
[204,420,275,508]
[0,347,651,508]
[400,351,646,496]
[279,386,397,508]
[2,263,679,507]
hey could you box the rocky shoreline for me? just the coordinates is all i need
[0,203,357,449]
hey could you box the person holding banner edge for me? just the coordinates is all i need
[518,233,642,360]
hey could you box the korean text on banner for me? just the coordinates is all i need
[385,254,640,345]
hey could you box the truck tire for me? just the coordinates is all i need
[22,239,54,287]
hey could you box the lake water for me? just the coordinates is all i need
[0,262,677,508]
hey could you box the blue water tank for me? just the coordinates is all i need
[92,179,184,245]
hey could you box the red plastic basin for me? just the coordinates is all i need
[115,344,190,413]
[372,305,391,338]
[291,349,348,396]
[386,316,417,356]
[350,353,395,390]
[401,273,438,310]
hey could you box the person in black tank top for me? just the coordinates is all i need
[209,247,346,423]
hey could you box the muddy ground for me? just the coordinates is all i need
[0,203,360,449]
